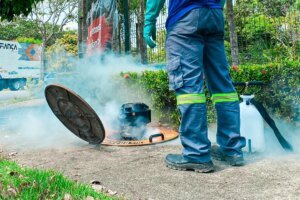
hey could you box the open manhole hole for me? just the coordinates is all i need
[45,84,178,146]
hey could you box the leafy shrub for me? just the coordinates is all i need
[231,60,300,124]
[233,1,300,64]
[122,60,300,127]
[16,37,42,44]
[45,32,78,72]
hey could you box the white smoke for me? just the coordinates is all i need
[0,50,299,156]
[264,118,300,155]
[0,52,156,150]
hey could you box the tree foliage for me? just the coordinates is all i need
[232,0,300,63]
[0,0,43,21]
[148,30,167,64]
[27,0,78,79]
[45,32,78,72]
[0,19,42,41]
[117,0,140,15]
[29,0,78,46]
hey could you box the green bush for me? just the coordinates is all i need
[16,37,42,44]
[122,60,300,127]
[231,60,300,124]
[45,33,78,72]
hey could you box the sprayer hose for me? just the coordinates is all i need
[250,99,293,152]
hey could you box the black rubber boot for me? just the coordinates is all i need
[165,154,214,173]
[211,145,245,166]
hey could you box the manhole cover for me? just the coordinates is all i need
[45,84,105,144]
[103,127,179,146]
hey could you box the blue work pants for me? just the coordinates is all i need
[166,8,246,162]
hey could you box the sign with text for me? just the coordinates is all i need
[86,0,116,54]
[0,40,41,79]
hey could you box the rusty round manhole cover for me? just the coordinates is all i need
[45,84,105,144]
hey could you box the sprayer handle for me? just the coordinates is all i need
[233,81,265,86]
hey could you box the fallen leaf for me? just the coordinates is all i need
[32,180,37,188]
[40,189,51,199]
[85,196,94,200]
[6,187,18,197]
[8,152,17,156]
[92,184,105,192]
[90,180,105,193]
[107,189,117,196]
[64,193,72,200]
[19,182,31,190]
[49,175,56,183]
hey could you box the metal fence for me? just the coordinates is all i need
[120,0,300,65]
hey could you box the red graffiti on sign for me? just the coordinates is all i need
[87,16,112,54]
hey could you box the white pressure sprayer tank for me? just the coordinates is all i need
[240,95,265,152]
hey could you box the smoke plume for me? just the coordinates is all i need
[0,52,156,150]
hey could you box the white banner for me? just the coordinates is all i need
[0,40,42,79]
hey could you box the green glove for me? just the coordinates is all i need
[220,0,226,8]
[144,0,165,48]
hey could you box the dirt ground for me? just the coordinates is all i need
[1,100,300,200]
[1,143,300,200]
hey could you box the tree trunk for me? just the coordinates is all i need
[112,12,121,53]
[123,0,130,52]
[78,0,83,58]
[138,0,148,64]
[78,0,88,57]
[82,0,88,55]
[40,40,46,80]
[226,0,239,66]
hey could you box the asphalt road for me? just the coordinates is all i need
[0,90,31,101]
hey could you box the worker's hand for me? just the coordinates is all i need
[144,22,157,48]
[144,0,165,49]
[221,0,226,8]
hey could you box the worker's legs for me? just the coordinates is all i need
[166,9,211,163]
[202,9,246,156]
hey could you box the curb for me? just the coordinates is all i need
[0,98,46,112]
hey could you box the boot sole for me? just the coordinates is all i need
[165,160,214,173]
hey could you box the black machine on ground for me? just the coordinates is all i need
[118,103,151,140]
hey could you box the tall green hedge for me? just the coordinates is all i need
[121,60,300,127]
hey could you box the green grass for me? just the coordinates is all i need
[0,159,116,200]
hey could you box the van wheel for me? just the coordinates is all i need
[9,80,22,91]
[0,80,5,91]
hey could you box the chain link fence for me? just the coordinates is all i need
[120,0,299,65]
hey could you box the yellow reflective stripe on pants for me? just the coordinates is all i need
[177,94,206,105]
[211,93,239,104]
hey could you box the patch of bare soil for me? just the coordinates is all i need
[2,144,300,200]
